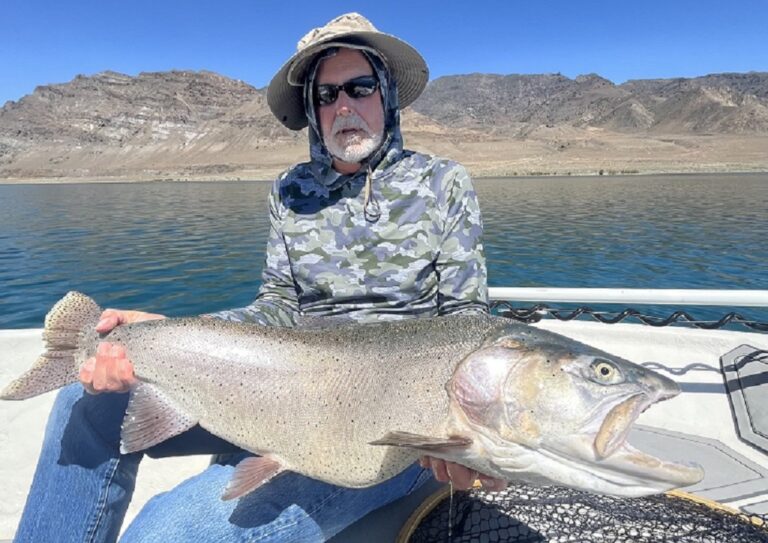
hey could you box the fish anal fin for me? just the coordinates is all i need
[369,431,472,451]
[120,383,197,454]
[222,455,284,501]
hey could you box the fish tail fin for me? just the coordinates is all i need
[1,291,102,400]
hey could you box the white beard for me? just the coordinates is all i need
[325,114,383,164]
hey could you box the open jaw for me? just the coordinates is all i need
[490,393,705,496]
[603,438,704,490]
[475,403,704,497]
[594,394,651,460]
[584,393,704,494]
[523,438,705,497]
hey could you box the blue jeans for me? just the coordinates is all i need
[15,384,432,542]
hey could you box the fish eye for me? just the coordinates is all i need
[592,359,623,383]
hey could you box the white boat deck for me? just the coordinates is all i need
[0,330,210,540]
[1,321,767,540]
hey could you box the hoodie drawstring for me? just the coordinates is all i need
[363,165,381,222]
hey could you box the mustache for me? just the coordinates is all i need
[331,114,373,137]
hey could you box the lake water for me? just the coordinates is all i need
[1,173,766,329]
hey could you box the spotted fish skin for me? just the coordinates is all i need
[118,311,503,486]
[0,292,504,488]
[2,291,703,499]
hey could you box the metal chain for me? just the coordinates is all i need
[491,301,768,332]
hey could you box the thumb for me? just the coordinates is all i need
[95,313,121,333]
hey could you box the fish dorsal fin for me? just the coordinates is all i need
[369,431,472,452]
[222,455,284,501]
[120,383,198,454]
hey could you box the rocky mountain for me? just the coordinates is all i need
[0,69,766,180]
[0,70,306,179]
[410,72,768,135]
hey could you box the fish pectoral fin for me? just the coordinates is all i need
[120,383,198,454]
[369,431,473,451]
[222,455,284,501]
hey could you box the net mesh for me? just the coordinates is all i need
[405,484,768,543]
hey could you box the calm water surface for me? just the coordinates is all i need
[1,173,766,328]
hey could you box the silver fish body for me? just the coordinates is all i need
[1,292,703,499]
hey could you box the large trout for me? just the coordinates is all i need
[2,292,702,499]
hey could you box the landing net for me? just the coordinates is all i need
[402,484,768,542]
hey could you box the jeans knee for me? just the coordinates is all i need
[50,384,130,457]
[54,382,85,407]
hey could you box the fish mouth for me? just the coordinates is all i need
[483,426,703,497]
[590,393,703,489]
[528,438,705,497]
[594,394,647,459]
[603,439,705,490]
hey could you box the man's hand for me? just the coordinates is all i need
[79,309,165,394]
[419,456,507,491]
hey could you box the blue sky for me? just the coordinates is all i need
[2,0,767,105]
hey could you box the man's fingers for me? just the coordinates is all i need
[79,357,97,393]
[430,458,450,483]
[110,344,126,358]
[420,457,504,492]
[80,342,134,394]
[80,357,96,376]
[91,355,109,391]
[479,477,507,491]
[446,462,478,490]
[422,457,471,486]
[109,345,136,386]
[104,357,125,390]
[117,358,135,383]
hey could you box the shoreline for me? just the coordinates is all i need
[2,166,767,185]
[3,131,767,185]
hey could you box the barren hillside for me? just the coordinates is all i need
[1,70,767,181]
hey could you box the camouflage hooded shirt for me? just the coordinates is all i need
[212,49,488,326]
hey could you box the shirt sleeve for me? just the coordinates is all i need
[435,162,489,315]
[205,179,300,326]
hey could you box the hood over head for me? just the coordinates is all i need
[302,46,405,189]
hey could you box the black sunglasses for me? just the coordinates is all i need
[316,76,379,106]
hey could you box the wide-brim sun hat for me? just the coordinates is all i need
[267,12,429,130]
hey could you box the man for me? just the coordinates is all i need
[16,13,500,542]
